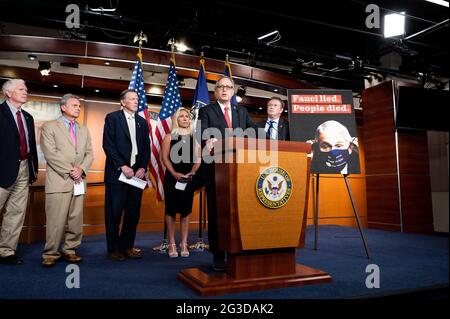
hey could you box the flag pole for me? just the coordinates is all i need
[152,37,181,254]
[190,51,209,252]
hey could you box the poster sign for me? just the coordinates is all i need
[288,90,360,174]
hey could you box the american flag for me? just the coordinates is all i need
[152,59,182,200]
[128,49,153,189]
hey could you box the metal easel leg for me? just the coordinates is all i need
[343,174,371,259]
[314,174,320,250]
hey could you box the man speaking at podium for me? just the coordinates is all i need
[197,76,256,272]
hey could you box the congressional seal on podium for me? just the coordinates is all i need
[256,167,293,209]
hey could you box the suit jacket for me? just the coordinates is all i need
[40,117,94,194]
[102,110,150,184]
[256,117,290,141]
[0,101,38,188]
[198,102,257,140]
[197,102,257,185]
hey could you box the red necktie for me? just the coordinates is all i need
[16,110,28,160]
[224,106,232,128]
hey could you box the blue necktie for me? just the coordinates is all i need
[267,120,275,139]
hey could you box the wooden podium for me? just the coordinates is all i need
[178,138,332,296]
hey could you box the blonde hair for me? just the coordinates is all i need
[171,107,193,135]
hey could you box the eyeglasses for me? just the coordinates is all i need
[216,85,234,90]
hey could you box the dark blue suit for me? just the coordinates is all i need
[198,102,256,260]
[102,110,150,253]
[256,118,290,141]
[0,101,38,188]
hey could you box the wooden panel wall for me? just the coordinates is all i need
[362,81,433,233]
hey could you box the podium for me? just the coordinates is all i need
[178,138,332,296]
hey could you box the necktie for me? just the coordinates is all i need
[267,120,275,140]
[128,116,138,167]
[16,111,28,160]
[224,106,232,128]
[69,121,77,146]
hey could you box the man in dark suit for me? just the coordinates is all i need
[0,79,38,265]
[256,97,290,141]
[198,76,256,271]
[102,89,150,261]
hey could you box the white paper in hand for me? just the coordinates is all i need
[175,181,187,191]
[118,172,147,189]
[74,181,85,196]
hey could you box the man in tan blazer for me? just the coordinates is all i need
[40,94,93,267]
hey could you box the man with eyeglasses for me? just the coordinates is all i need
[256,97,290,141]
[197,76,256,272]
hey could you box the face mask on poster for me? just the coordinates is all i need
[324,149,350,168]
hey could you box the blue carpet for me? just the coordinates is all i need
[0,225,448,299]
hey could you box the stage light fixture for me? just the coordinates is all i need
[167,38,190,52]
[236,86,246,103]
[425,0,449,7]
[384,12,406,38]
[38,61,51,76]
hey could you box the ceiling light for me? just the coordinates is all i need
[258,30,279,41]
[28,54,37,61]
[88,7,117,12]
[384,12,406,38]
[104,62,111,66]
[176,43,188,52]
[167,38,190,52]
[273,88,279,92]
[425,0,449,7]
[38,61,51,76]
[53,84,58,88]
[148,86,163,95]
[95,89,100,93]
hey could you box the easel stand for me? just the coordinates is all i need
[313,173,371,259]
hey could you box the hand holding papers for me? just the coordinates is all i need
[119,172,147,189]
[175,172,195,191]
[73,180,85,196]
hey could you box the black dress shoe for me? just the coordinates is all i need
[0,254,24,265]
[108,251,125,262]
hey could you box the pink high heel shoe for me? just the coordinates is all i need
[179,242,190,258]
[168,243,178,258]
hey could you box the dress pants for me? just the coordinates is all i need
[42,191,84,259]
[0,160,29,257]
[204,163,225,261]
[105,182,143,253]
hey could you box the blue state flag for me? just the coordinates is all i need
[192,59,210,119]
